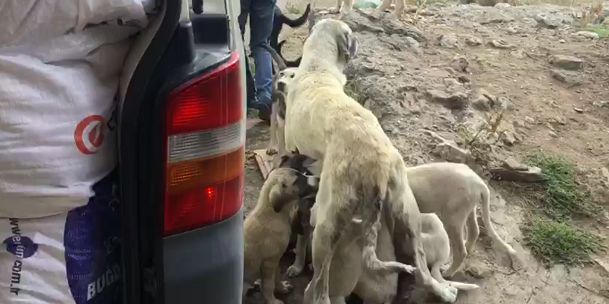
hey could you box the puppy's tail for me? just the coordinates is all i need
[278,40,302,68]
[446,281,480,291]
[261,43,287,71]
[358,187,416,275]
[479,182,517,257]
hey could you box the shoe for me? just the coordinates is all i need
[256,102,271,123]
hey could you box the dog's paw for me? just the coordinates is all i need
[287,264,304,277]
[401,264,417,274]
[266,147,278,155]
[276,281,293,294]
[509,251,524,272]
[253,279,262,291]
[437,284,459,303]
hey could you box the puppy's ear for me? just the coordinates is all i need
[339,32,358,63]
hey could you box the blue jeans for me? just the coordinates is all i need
[239,0,276,106]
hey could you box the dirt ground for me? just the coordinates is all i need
[243,1,609,303]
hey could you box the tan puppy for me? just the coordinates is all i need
[267,68,298,156]
[243,166,304,304]
[284,19,458,304]
[406,162,519,278]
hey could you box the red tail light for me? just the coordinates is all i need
[163,52,244,236]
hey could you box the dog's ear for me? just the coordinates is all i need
[339,32,358,63]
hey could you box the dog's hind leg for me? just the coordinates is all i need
[310,177,355,304]
[441,222,467,278]
[464,210,479,255]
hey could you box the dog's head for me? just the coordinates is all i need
[276,68,297,92]
[307,18,358,67]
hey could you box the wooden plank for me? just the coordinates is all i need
[253,149,274,180]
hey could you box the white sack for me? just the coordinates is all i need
[0,174,121,304]
[0,0,152,218]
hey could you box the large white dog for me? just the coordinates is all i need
[283,19,458,304]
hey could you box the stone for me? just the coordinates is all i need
[535,14,564,29]
[426,89,469,109]
[444,78,461,87]
[513,120,526,128]
[433,141,472,163]
[496,97,510,110]
[593,100,608,107]
[573,31,599,39]
[495,3,511,8]
[574,107,584,113]
[502,131,517,145]
[449,56,469,72]
[503,157,528,171]
[464,36,483,46]
[550,55,584,71]
[550,69,582,86]
[439,33,461,49]
[510,49,526,59]
[524,116,535,124]
[488,39,514,49]
[489,166,547,182]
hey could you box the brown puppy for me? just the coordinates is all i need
[243,154,316,304]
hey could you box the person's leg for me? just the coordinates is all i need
[238,0,258,109]
[249,0,276,121]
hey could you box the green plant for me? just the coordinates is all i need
[522,215,605,266]
[525,151,602,220]
[455,109,506,165]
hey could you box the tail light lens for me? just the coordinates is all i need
[163,52,244,236]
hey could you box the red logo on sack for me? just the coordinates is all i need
[74,115,105,155]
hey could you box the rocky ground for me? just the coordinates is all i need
[243,1,609,304]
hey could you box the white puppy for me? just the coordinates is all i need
[267,68,298,156]
[418,213,480,290]
[406,162,519,277]
[284,19,458,304]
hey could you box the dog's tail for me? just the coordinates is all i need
[261,43,287,71]
[280,3,311,27]
[445,281,480,291]
[277,40,302,68]
[357,187,416,275]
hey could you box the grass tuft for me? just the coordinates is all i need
[525,150,602,220]
[522,215,605,266]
